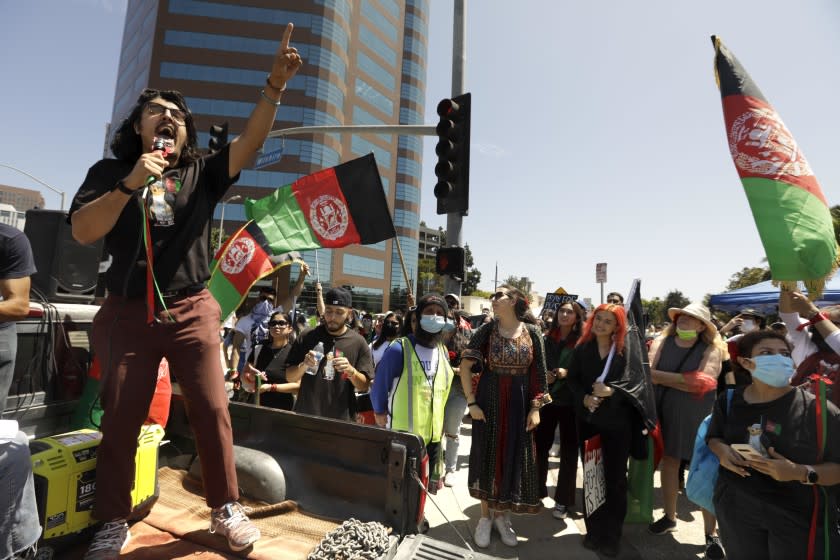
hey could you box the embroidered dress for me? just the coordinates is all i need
[463,322,549,513]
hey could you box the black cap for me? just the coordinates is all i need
[324,287,352,308]
[417,293,449,315]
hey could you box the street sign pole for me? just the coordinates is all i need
[596,263,607,304]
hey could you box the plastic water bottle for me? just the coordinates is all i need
[323,352,335,380]
[306,342,324,375]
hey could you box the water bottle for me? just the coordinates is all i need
[306,342,324,375]
[323,352,335,380]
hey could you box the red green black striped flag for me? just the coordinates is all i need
[208,154,395,319]
[712,36,838,297]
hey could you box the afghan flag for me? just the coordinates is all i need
[208,154,395,319]
[712,36,839,297]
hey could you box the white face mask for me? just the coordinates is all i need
[419,314,447,334]
[741,319,757,333]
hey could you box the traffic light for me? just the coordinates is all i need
[435,247,465,280]
[208,122,229,152]
[434,92,471,216]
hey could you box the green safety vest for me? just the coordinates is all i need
[389,337,453,445]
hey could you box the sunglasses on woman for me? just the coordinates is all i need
[489,291,510,301]
[268,320,289,327]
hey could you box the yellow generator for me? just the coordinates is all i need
[30,424,165,543]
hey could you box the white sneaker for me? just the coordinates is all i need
[210,502,261,551]
[473,517,492,548]
[493,515,518,547]
[84,520,130,560]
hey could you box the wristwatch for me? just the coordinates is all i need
[803,465,818,485]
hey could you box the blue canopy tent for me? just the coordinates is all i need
[709,270,840,314]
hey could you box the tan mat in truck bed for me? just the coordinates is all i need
[121,466,342,559]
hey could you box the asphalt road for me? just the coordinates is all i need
[425,420,712,560]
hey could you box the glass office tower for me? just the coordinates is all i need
[109,0,429,311]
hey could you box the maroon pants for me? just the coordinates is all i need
[91,289,238,521]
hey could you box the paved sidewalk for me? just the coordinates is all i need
[426,420,713,560]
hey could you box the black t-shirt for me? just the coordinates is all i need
[707,386,840,515]
[68,145,238,297]
[250,342,293,411]
[286,325,374,420]
[0,223,36,329]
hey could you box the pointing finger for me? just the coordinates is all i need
[281,22,294,50]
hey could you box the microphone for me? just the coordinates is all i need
[146,137,175,186]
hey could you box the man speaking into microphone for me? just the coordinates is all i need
[68,23,302,559]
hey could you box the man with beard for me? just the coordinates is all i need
[285,287,373,420]
[68,23,301,559]
[370,294,455,488]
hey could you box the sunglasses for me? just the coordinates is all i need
[606,299,622,304]
[489,291,510,301]
[385,321,399,327]
[145,101,187,124]
[268,320,289,327]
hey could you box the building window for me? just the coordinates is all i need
[343,254,385,279]
[361,0,398,42]
[356,78,394,116]
[357,52,395,90]
[351,137,391,169]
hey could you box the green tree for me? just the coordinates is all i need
[642,297,665,325]
[662,290,690,319]
[726,266,771,291]
[462,244,482,295]
[210,227,227,255]
[503,275,532,293]
[417,257,444,297]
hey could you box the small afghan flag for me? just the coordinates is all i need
[712,36,839,297]
[208,154,395,319]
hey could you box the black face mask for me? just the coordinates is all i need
[382,323,399,337]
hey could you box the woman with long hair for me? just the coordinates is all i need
[459,285,549,549]
[647,303,726,558]
[534,300,585,519]
[243,311,299,410]
[370,311,401,366]
[567,303,652,557]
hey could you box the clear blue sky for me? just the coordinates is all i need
[2,0,839,305]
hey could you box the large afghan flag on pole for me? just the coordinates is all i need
[712,36,838,297]
[209,154,396,319]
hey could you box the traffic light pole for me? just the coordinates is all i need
[445,0,467,297]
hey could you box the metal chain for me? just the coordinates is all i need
[307,518,390,560]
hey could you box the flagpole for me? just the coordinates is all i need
[393,235,414,300]
[314,249,320,282]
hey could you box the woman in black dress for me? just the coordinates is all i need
[567,303,653,557]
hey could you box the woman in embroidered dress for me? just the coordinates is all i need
[459,285,550,549]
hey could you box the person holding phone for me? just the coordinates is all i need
[706,329,840,559]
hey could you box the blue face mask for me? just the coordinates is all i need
[419,314,448,334]
[750,354,795,387]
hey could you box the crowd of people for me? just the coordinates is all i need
[1,18,835,560]
[222,281,840,559]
